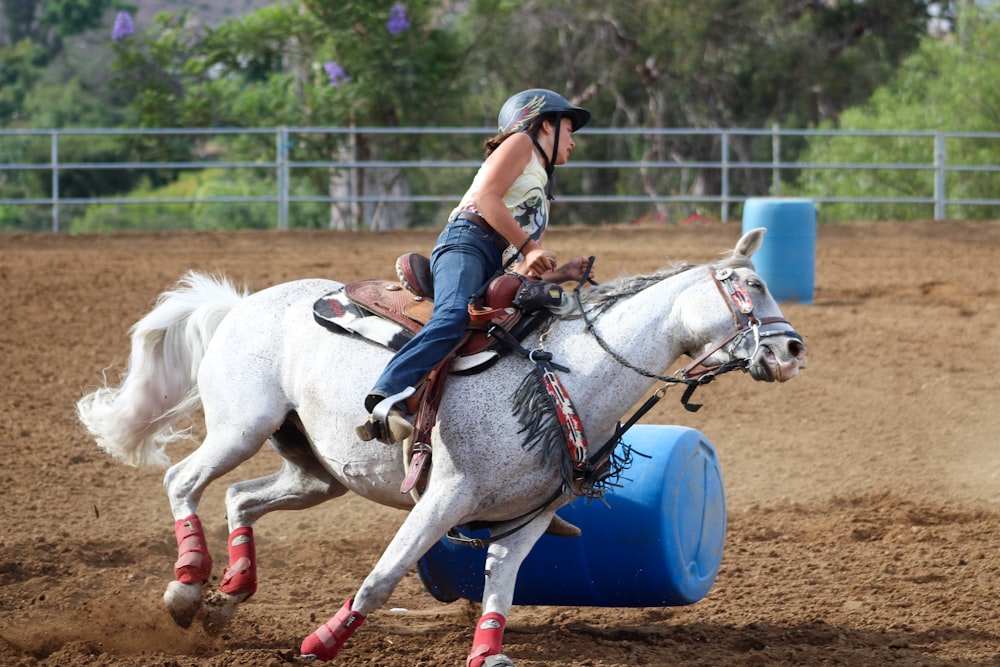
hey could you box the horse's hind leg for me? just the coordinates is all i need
[161,413,282,627]
[194,420,348,633]
[219,420,348,600]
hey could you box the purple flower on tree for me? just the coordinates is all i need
[112,11,135,42]
[324,61,350,87]
[386,3,410,35]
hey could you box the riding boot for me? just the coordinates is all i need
[356,388,415,444]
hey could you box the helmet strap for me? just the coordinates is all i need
[527,113,561,201]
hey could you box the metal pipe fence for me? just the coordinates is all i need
[1,126,998,232]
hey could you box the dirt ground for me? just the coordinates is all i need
[1,220,999,666]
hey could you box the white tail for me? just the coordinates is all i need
[76,271,247,467]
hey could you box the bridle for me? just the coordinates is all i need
[574,261,801,391]
[676,266,802,380]
[573,260,803,485]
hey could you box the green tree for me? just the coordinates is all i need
[461,0,947,223]
[1,0,123,54]
[112,3,474,133]
[1,0,132,128]
[9,0,972,231]
[0,37,47,123]
[790,8,1000,221]
[110,2,479,229]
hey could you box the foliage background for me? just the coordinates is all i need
[1,0,998,230]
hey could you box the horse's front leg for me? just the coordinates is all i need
[467,513,552,667]
[300,488,474,661]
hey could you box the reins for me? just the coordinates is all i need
[447,254,804,548]
[572,259,801,484]
[571,260,751,408]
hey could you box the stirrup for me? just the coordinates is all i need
[356,411,413,444]
[356,387,416,444]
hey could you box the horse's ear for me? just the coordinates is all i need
[735,227,766,259]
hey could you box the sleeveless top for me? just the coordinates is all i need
[451,150,550,249]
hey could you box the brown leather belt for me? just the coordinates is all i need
[450,211,510,251]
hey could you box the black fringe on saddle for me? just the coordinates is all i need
[583,435,643,500]
[511,368,644,499]
[511,369,578,494]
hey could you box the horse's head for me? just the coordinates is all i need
[678,228,808,383]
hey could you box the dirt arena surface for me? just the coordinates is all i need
[1,220,999,666]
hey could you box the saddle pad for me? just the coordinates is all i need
[313,289,501,373]
[313,288,414,352]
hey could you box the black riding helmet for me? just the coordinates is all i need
[497,89,590,199]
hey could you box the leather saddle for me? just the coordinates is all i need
[313,253,564,496]
[313,253,563,372]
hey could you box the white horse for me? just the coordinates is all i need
[77,228,806,666]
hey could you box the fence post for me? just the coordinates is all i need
[277,126,289,230]
[772,123,781,196]
[349,126,361,230]
[51,131,59,233]
[933,133,945,221]
[721,131,730,223]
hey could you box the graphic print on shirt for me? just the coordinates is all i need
[512,187,547,242]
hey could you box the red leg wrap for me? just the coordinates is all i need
[467,612,506,667]
[173,514,212,584]
[219,526,257,597]
[300,598,366,661]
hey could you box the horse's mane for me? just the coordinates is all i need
[573,262,695,309]
[556,251,753,318]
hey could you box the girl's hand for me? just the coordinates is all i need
[547,256,595,284]
[523,247,557,277]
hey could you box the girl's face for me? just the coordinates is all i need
[553,117,576,165]
[541,117,576,165]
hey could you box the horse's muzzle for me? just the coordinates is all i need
[750,336,808,383]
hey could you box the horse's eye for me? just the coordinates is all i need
[746,278,762,290]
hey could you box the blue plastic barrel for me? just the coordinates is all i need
[416,425,726,607]
[742,197,816,304]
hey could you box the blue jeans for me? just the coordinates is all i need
[370,219,504,401]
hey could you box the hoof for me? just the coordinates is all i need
[484,655,516,667]
[164,580,203,629]
[300,633,336,662]
[200,589,243,635]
